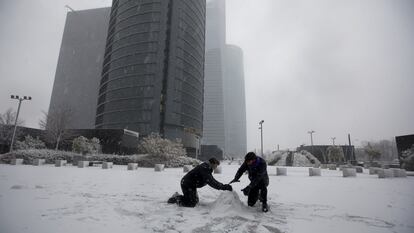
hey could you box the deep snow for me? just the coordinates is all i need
[0,163,413,233]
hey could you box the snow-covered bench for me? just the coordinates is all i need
[276,167,287,176]
[127,163,138,170]
[11,158,23,165]
[154,164,165,172]
[378,169,394,178]
[55,160,67,167]
[309,168,321,176]
[102,162,113,169]
[343,168,357,177]
[33,159,45,166]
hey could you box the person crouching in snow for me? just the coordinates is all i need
[230,152,269,212]
[168,158,233,207]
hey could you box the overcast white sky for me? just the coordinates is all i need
[1,0,413,152]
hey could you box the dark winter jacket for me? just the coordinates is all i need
[234,156,269,188]
[181,162,227,190]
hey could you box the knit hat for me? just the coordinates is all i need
[244,152,257,162]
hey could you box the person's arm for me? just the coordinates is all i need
[205,173,227,190]
[233,162,248,181]
[248,160,267,188]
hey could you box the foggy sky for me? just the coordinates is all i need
[1,0,413,153]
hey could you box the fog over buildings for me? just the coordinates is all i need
[1,0,414,153]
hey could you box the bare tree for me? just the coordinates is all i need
[0,108,25,151]
[39,105,73,150]
[0,108,24,126]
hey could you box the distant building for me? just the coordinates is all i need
[203,0,247,158]
[95,0,206,156]
[395,134,414,160]
[223,45,247,158]
[49,7,111,129]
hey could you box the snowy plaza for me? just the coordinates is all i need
[0,163,413,233]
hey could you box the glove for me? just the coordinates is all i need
[223,184,233,191]
[229,179,240,184]
[241,186,251,196]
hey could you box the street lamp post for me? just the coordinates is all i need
[331,137,336,145]
[9,95,32,152]
[308,130,315,154]
[259,120,264,157]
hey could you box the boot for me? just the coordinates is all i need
[262,202,269,212]
[167,192,180,204]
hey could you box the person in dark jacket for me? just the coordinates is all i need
[230,152,269,212]
[168,158,233,207]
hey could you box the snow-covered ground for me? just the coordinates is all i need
[0,163,413,233]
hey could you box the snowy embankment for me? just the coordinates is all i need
[0,164,413,233]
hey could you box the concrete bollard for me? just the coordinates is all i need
[127,163,138,170]
[154,164,165,172]
[276,167,287,176]
[369,167,380,175]
[11,159,24,165]
[33,159,45,166]
[55,160,67,167]
[214,166,222,174]
[183,165,193,173]
[343,168,357,177]
[102,162,113,169]
[378,169,394,178]
[309,168,321,176]
[355,167,363,173]
[78,161,89,168]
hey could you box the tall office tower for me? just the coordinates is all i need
[224,45,247,158]
[49,8,111,129]
[203,0,226,151]
[96,0,206,152]
[204,0,247,158]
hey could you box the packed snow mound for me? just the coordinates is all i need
[210,191,247,214]
[274,150,321,167]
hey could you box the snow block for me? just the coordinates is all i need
[78,161,89,168]
[11,158,23,165]
[378,169,394,178]
[183,165,193,173]
[102,162,113,169]
[355,167,363,173]
[369,167,380,175]
[33,159,45,166]
[343,168,357,177]
[276,167,287,176]
[309,168,321,176]
[214,166,222,174]
[55,160,67,167]
[127,163,138,170]
[154,164,165,172]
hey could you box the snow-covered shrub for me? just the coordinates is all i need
[327,146,345,163]
[72,136,100,155]
[15,135,46,150]
[266,151,284,165]
[0,149,199,168]
[138,133,186,159]
[274,150,321,167]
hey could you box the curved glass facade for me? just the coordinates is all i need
[96,0,205,150]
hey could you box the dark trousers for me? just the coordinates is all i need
[178,183,199,207]
[247,182,268,207]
